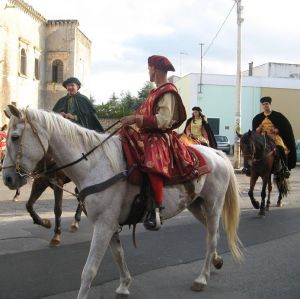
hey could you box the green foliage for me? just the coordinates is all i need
[95,81,154,118]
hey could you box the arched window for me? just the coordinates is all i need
[52,59,63,83]
[20,48,27,76]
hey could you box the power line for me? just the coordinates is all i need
[203,2,236,57]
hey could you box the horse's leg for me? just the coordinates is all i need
[187,197,223,270]
[49,183,64,247]
[248,173,260,209]
[259,176,268,216]
[189,198,222,291]
[70,203,82,232]
[26,177,52,229]
[110,232,132,298]
[13,187,20,202]
[266,175,272,211]
[277,192,283,207]
[77,219,116,299]
[276,177,284,207]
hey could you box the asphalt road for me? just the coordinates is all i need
[0,163,299,299]
[0,206,300,299]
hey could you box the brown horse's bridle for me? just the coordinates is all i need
[3,110,48,178]
[242,134,275,163]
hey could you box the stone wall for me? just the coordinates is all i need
[0,1,91,125]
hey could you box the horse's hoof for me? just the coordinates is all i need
[191,281,206,292]
[13,196,19,202]
[277,202,283,207]
[49,233,61,247]
[49,239,61,247]
[251,200,260,210]
[212,256,223,270]
[258,210,265,217]
[41,219,52,229]
[69,222,79,232]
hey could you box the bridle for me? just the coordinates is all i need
[3,109,48,179]
[241,133,275,163]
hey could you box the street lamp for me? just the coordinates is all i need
[199,43,204,95]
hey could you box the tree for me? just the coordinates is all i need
[94,82,154,118]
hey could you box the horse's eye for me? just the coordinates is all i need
[11,135,19,141]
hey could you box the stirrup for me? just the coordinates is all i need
[143,208,162,231]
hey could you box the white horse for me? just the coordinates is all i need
[2,106,242,299]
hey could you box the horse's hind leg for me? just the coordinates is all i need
[110,232,132,298]
[26,177,51,229]
[188,197,222,291]
[70,202,82,232]
[188,198,223,270]
[50,183,64,247]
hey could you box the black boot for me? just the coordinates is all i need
[276,146,290,178]
[143,207,162,231]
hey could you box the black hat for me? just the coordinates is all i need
[260,96,272,104]
[192,106,202,112]
[62,77,81,89]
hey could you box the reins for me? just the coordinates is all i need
[242,133,275,163]
[44,120,121,175]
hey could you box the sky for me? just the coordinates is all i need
[25,0,300,104]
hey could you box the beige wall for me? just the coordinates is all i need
[261,88,300,139]
[0,1,45,125]
[0,1,91,123]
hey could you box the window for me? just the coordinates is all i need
[20,48,27,76]
[34,58,39,80]
[52,59,63,83]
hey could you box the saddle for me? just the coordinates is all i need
[124,145,209,186]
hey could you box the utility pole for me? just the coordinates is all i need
[233,0,243,169]
[199,43,204,94]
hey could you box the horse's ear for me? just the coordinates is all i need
[3,107,11,119]
[247,129,252,136]
[236,131,242,138]
[7,105,22,119]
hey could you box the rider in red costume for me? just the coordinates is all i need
[120,55,194,230]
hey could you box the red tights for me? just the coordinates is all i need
[148,173,163,206]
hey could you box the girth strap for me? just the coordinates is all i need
[78,170,128,203]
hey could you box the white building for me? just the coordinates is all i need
[0,0,91,126]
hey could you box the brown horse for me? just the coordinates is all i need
[238,130,289,216]
[22,154,83,246]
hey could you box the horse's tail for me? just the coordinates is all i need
[218,152,243,261]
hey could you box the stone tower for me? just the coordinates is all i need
[0,0,91,126]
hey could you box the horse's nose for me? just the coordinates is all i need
[5,175,13,186]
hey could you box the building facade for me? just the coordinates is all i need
[173,71,300,144]
[0,0,91,126]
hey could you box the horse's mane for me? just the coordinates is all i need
[25,109,123,173]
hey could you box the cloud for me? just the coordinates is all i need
[25,0,300,103]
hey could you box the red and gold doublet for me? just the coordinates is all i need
[120,83,209,184]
